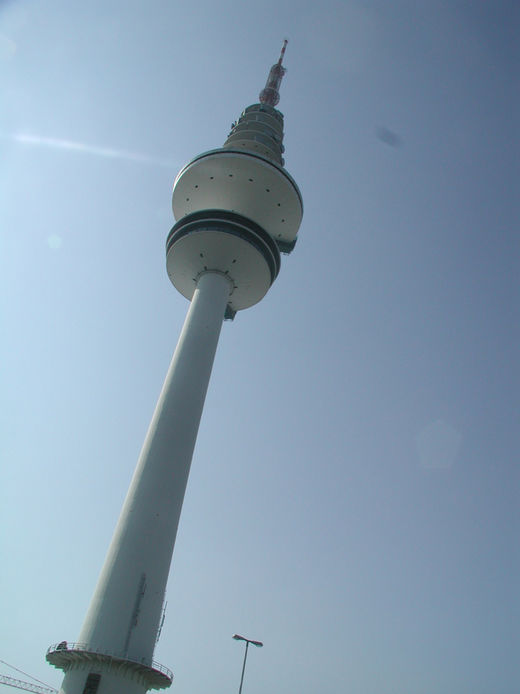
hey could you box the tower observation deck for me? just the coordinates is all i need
[47,42,302,694]
[167,39,302,317]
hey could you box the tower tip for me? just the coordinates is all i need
[259,40,288,108]
[278,39,288,65]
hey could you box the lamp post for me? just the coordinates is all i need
[232,634,263,694]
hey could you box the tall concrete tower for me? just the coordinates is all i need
[46,41,302,694]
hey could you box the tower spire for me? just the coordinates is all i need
[259,39,288,107]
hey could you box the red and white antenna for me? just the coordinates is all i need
[259,39,288,107]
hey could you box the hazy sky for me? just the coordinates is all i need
[0,2,517,694]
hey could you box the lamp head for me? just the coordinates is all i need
[232,634,263,647]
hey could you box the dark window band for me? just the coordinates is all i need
[167,210,281,283]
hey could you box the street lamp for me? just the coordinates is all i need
[232,634,263,694]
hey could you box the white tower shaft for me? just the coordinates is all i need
[55,271,231,694]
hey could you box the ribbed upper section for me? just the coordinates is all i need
[223,103,285,166]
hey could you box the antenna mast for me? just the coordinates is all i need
[259,39,288,107]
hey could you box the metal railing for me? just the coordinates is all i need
[46,642,173,682]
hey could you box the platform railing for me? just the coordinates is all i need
[46,642,173,682]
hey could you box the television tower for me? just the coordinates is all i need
[46,40,302,694]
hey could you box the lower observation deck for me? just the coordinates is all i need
[46,642,173,690]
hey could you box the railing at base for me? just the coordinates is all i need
[46,642,173,683]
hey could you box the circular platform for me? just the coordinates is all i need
[46,642,173,690]
[166,209,281,312]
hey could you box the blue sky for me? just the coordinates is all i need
[0,2,517,693]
